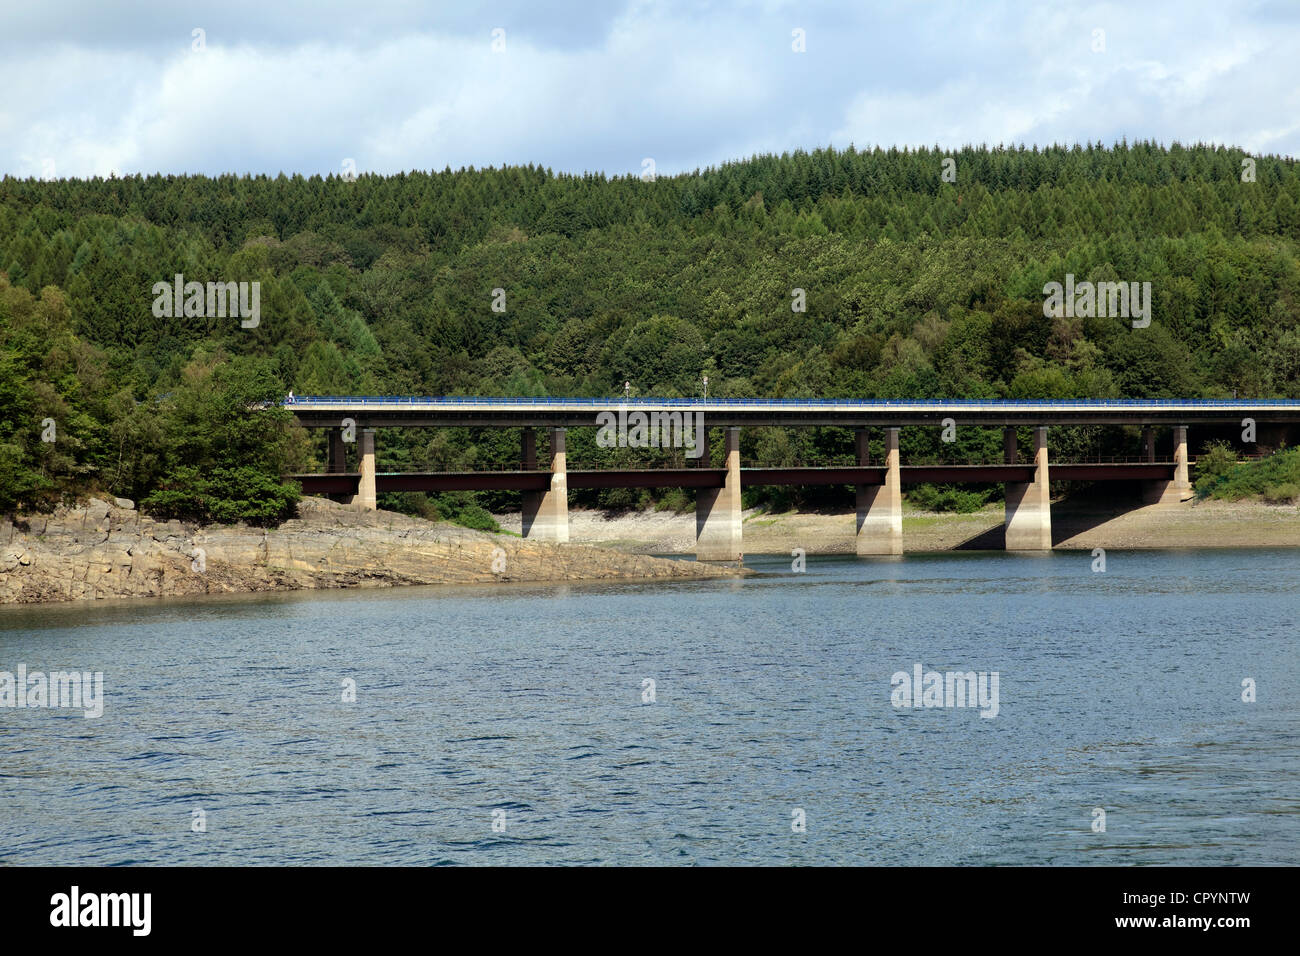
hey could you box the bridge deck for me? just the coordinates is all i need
[287,396,1300,428]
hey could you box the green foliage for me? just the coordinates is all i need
[0,440,51,513]
[1195,447,1300,503]
[906,483,992,513]
[129,354,305,524]
[742,485,798,512]
[653,487,693,513]
[1264,482,1300,505]
[1193,441,1239,491]
[378,490,502,531]
[141,467,300,525]
[0,279,111,511]
[441,500,499,532]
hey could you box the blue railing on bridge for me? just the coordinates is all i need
[284,396,1299,407]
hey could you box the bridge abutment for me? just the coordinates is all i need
[522,427,569,541]
[857,426,902,555]
[696,426,742,561]
[1005,426,1051,550]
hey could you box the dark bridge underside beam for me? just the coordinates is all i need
[290,463,1176,496]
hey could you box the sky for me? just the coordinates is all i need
[2,0,1298,180]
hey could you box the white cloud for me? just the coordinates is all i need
[1,0,1297,179]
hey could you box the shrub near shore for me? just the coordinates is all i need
[1195,445,1300,504]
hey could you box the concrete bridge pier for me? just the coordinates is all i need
[349,428,377,510]
[325,427,349,503]
[695,426,710,466]
[328,428,348,473]
[856,426,902,555]
[855,427,870,468]
[1005,426,1051,550]
[1144,424,1192,505]
[1003,426,1018,464]
[522,427,569,541]
[696,426,742,561]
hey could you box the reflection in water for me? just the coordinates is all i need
[0,548,1296,865]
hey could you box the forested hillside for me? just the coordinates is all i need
[3,142,1299,518]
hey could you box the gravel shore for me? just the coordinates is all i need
[495,498,1300,554]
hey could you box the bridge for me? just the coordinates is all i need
[285,397,1300,559]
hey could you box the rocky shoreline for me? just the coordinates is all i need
[6,494,1293,607]
[0,497,742,606]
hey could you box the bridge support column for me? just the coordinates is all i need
[350,428,377,511]
[1174,425,1190,487]
[857,426,901,555]
[1145,424,1192,505]
[1142,426,1155,463]
[695,426,710,466]
[328,428,348,473]
[521,427,537,470]
[696,426,742,561]
[1003,427,1017,464]
[522,427,568,541]
[324,428,350,503]
[1005,426,1051,550]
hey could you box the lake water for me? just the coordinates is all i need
[1,549,1296,866]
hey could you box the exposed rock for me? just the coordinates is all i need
[85,498,111,522]
[0,497,741,605]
